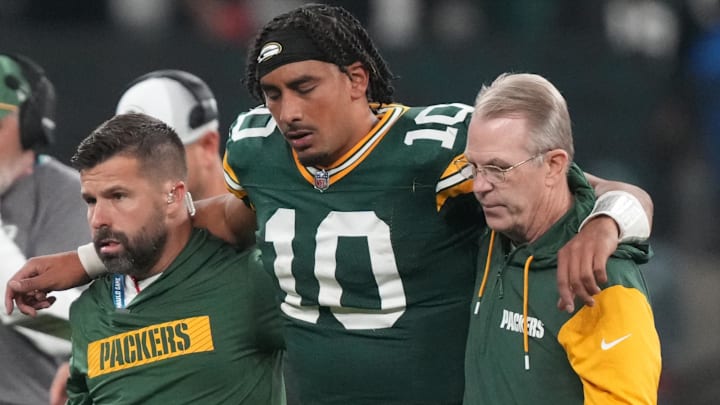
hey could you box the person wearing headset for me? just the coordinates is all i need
[115,70,228,201]
[0,53,90,404]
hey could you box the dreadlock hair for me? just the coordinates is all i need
[245,3,396,105]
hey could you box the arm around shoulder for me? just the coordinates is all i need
[556,173,654,313]
[192,194,257,249]
[583,173,653,242]
[5,251,91,317]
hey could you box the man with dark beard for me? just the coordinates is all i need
[64,113,285,404]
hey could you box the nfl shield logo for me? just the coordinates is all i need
[314,169,329,192]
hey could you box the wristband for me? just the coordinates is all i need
[77,243,107,279]
[579,191,650,243]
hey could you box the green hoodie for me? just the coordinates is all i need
[464,164,661,404]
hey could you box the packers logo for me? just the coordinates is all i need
[257,42,282,63]
[86,316,214,377]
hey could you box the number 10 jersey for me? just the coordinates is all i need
[224,103,483,404]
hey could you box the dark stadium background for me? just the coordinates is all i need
[3,1,718,403]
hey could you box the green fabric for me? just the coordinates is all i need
[9,314,71,340]
[224,103,482,404]
[67,228,285,404]
[463,164,652,404]
[0,55,30,119]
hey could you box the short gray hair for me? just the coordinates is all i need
[473,73,574,161]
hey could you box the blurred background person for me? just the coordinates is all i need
[116,69,227,200]
[0,53,90,405]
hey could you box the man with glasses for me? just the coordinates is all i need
[462,73,661,404]
[456,152,547,184]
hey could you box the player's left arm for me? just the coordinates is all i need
[558,285,661,404]
[585,173,653,230]
[557,174,653,312]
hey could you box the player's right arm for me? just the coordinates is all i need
[5,251,88,316]
[5,194,257,316]
[7,108,264,315]
[192,193,257,249]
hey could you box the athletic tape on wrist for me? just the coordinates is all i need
[77,242,107,279]
[579,190,650,243]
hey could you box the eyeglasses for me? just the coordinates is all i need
[454,153,544,184]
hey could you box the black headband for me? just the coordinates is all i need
[255,29,333,79]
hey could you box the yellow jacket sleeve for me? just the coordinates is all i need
[558,285,661,404]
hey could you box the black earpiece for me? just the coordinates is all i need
[123,70,217,130]
[5,75,21,92]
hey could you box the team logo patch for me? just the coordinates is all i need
[257,42,283,63]
[314,169,329,191]
[86,316,214,378]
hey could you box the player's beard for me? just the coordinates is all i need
[297,151,332,167]
[93,209,168,279]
